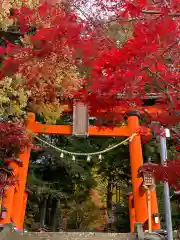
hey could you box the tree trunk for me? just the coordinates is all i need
[56,200,63,232]
[107,180,112,209]
[177,225,180,240]
[45,196,52,227]
[40,198,47,228]
[50,198,58,232]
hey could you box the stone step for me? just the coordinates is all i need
[0,224,167,240]
[1,232,137,240]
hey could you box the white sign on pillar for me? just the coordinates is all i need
[72,102,89,137]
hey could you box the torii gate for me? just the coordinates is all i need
[0,104,164,232]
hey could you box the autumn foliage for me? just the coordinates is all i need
[0,122,31,159]
[77,1,180,124]
[139,161,180,191]
[0,0,179,189]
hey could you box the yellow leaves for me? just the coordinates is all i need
[66,197,102,230]
[0,0,40,29]
[92,168,107,207]
[29,101,65,124]
[56,62,82,98]
[12,74,25,86]
[0,66,79,123]
[0,76,29,119]
[27,128,34,136]
[8,103,22,116]
[20,35,33,48]
[0,52,82,124]
[19,50,83,101]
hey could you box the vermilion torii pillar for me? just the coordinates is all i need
[127,192,135,232]
[127,111,160,231]
[0,107,161,231]
[0,114,34,229]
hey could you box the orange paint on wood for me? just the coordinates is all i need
[11,148,31,229]
[128,115,148,224]
[11,113,34,229]
[151,191,161,230]
[0,161,20,225]
[128,193,135,232]
[29,123,130,137]
[128,115,160,231]
[19,192,28,229]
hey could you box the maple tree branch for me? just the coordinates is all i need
[146,67,180,93]
[161,39,180,56]
[142,10,180,17]
[118,10,180,22]
[72,4,115,45]
[165,86,176,109]
[117,17,136,22]
[0,30,22,36]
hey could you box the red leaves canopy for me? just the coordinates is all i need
[75,0,180,127]
[140,161,180,191]
[0,1,179,124]
[0,122,31,159]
